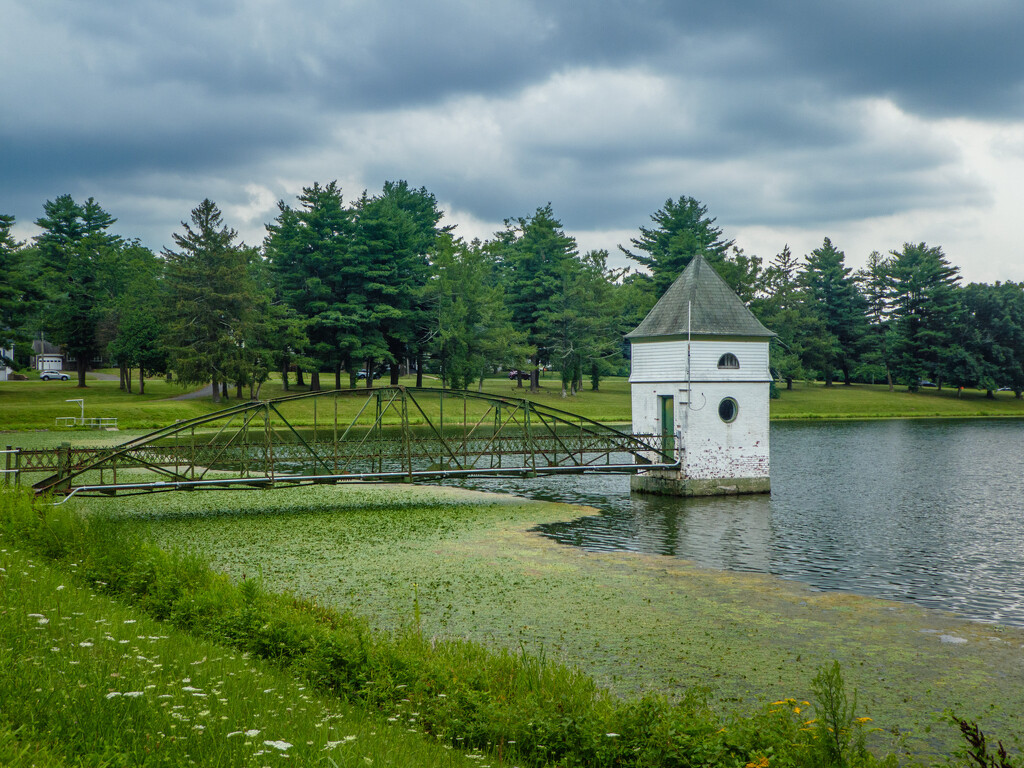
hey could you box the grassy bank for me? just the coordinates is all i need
[1,488,920,768]
[3,373,1024,433]
[73,482,1023,760]
[770,381,1024,420]
[0,513,489,767]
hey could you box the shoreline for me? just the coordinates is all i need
[5,410,1024,440]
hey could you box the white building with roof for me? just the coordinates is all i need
[0,344,13,381]
[627,255,774,496]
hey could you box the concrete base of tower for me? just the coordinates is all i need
[630,471,770,497]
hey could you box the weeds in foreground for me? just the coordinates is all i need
[0,545,490,767]
[951,714,1017,768]
[810,659,869,766]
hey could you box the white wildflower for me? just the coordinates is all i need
[264,740,292,751]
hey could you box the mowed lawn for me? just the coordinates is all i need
[0,372,633,433]
[770,380,1024,420]
[2,372,1023,434]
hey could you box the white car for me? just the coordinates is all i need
[39,371,70,381]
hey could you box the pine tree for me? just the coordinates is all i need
[265,181,353,390]
[0,214,38,358]
[35,196,121,386]
[799,238,868,386]
[751,245,832,389]
[358,181,448,385]
[498,204,579,392]
[621,196,735,296]
[887,242,962,391]
[855,251,896,389]
[163,199,253,403]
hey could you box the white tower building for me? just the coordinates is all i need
[627,255,775,496]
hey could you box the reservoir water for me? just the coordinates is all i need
[452,419,1024,627]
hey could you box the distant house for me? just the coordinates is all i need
[0,344,14,381]
[31,338,65,373]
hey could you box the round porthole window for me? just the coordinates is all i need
[718,397,738,423]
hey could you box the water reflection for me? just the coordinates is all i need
[450,419,1024,627]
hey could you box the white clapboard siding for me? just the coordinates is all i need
[630,339,770,383]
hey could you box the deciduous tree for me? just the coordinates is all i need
[424,234,527,390]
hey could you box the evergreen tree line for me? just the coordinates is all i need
[3,189,1023,401]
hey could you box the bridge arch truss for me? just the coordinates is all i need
[28,387,677,498]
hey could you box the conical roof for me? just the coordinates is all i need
[625,255,774,339]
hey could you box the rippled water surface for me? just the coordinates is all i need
[452,419,1024,626]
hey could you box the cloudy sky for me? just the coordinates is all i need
[3,0,1023,283]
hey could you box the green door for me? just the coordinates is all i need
[660,395,674,459]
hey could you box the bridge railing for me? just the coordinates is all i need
[2,447,21,487]
[29,387,678,496]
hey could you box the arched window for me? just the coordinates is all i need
[717,353,739,369]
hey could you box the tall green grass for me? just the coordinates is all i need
[0,503,498,767]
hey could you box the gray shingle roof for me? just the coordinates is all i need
[625,255,775,339]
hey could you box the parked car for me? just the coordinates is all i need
[918,379,937,388]
[507,369,530,381]
[39,371,70,381]
[356,369,382,380]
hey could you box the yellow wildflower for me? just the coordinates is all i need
[856,717,873,723]
[745,756,770,768]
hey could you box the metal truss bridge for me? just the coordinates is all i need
[12,387,677,499]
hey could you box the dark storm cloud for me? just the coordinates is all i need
[637,0,1024,119]
[0,0,1019,261]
